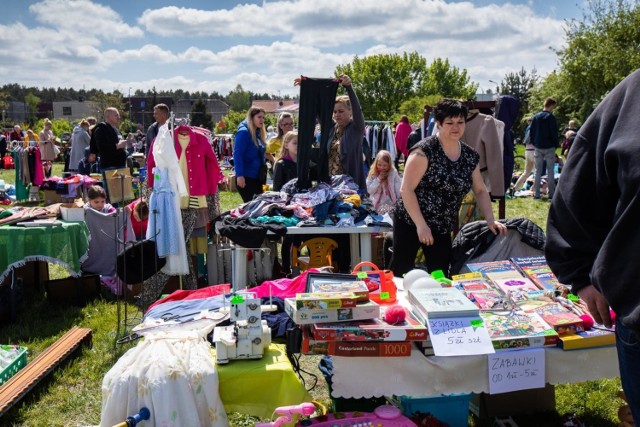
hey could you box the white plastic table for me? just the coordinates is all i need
[231,224,391,290]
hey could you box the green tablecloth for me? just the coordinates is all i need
[0,221,90,283]
[214,343,312,419]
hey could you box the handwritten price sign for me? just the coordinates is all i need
[428,316,495,356]
[488,348,545,394]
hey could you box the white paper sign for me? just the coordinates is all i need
[428,316,495,356]
[488,348,545,394]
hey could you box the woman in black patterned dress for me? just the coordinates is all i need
[392,99,507,277]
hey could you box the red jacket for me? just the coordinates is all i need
[147,126,222,195]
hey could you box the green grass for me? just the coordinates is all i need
[0,161,623,426]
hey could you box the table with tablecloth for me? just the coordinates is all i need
[214,343,312,419]
[0,221,90,284]
[330,279,620,398]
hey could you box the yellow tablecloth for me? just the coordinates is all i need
[214,343,312,419]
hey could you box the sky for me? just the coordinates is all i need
[0,0,585,98]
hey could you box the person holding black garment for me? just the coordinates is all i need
[392,99,507,277]
[233,106,267,202]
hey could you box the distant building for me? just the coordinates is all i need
[251,99,298,114]
[52,101,100,121]
[124,96,174,129]
[6,101,27,122]
[173,99,230,124]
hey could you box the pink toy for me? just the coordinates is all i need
[295,405,417,427]
[256,403,316,427]
[579,314,594,330]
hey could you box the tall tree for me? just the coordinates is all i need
[335,52,427,120]
[24,92,41,126]
[557,0,640,119]
[226,84,251,112]
[498,67,539,135]
[90,91,125,121]
[420,58,478,100]
[191,99,213,129]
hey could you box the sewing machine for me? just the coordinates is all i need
[213,293,272,364]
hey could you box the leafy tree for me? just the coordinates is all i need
[227,84,251,112]
[398,94,442,125]
[497,67,539,136]
[420,58,478,100]
[90,91,125,120]
[556,0,640,119]
[217,110,246,135]
[34,118,72,139]
[24,92,41,125]
[191,99,213,130]
[335,52,426,120]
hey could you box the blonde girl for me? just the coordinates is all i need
[366,150,402,214]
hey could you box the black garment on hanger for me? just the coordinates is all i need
[297,77,339,190]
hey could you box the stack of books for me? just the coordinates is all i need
[557,325,616,350]
[452,272,503,310]
[408,287,479,356]
[484,271,540,302]
[480,310,559,350]
[511,256,567,291]
[518,300,585,335]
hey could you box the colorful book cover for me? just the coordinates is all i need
[520,301,584,335]
[312,308,428,342]
[408,287,479,319]
[510,256,548,272]
[308,280,370,302]
[295,292,359,309]
[468,290,503,310]
[526,270,561,291]
[558,327,616,350]
[480,310,559,350]
[285,298,380,325]
[302,327,413,357]
[485,272,539,297]
[465,260,518,275]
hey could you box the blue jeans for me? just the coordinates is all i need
[533,147,556,198]
[616,318,640,424]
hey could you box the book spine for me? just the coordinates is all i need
[492,334,558,351]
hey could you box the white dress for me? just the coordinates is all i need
[100,318,228,427]
[147,124,189,275]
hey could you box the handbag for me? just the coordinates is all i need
[116,240,166,284]
[351,261,397,304]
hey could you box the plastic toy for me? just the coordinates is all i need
[255,402,316,427]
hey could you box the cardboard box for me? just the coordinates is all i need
[60,206,85,222]
[285,298,380,325]
[469,384,556,419]
[45,274,101,306]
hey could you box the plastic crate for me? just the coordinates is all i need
[391,393,472,427]
[0,345,28,385]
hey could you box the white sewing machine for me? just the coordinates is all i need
[213,293,272,364]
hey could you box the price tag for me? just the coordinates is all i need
[230,295,245,305]
[379,292,389,300]
[357,272,368,279]
[488,348,545,394]
[428,316,495,356]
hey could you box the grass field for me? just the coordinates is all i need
[0,158,624,427]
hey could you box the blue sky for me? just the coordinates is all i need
[0,0,584,97]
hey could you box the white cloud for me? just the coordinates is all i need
[0,0,568,97]
[30,0,143,41]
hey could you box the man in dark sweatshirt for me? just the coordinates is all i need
[546,69,640,425]
[530,97,558,199]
